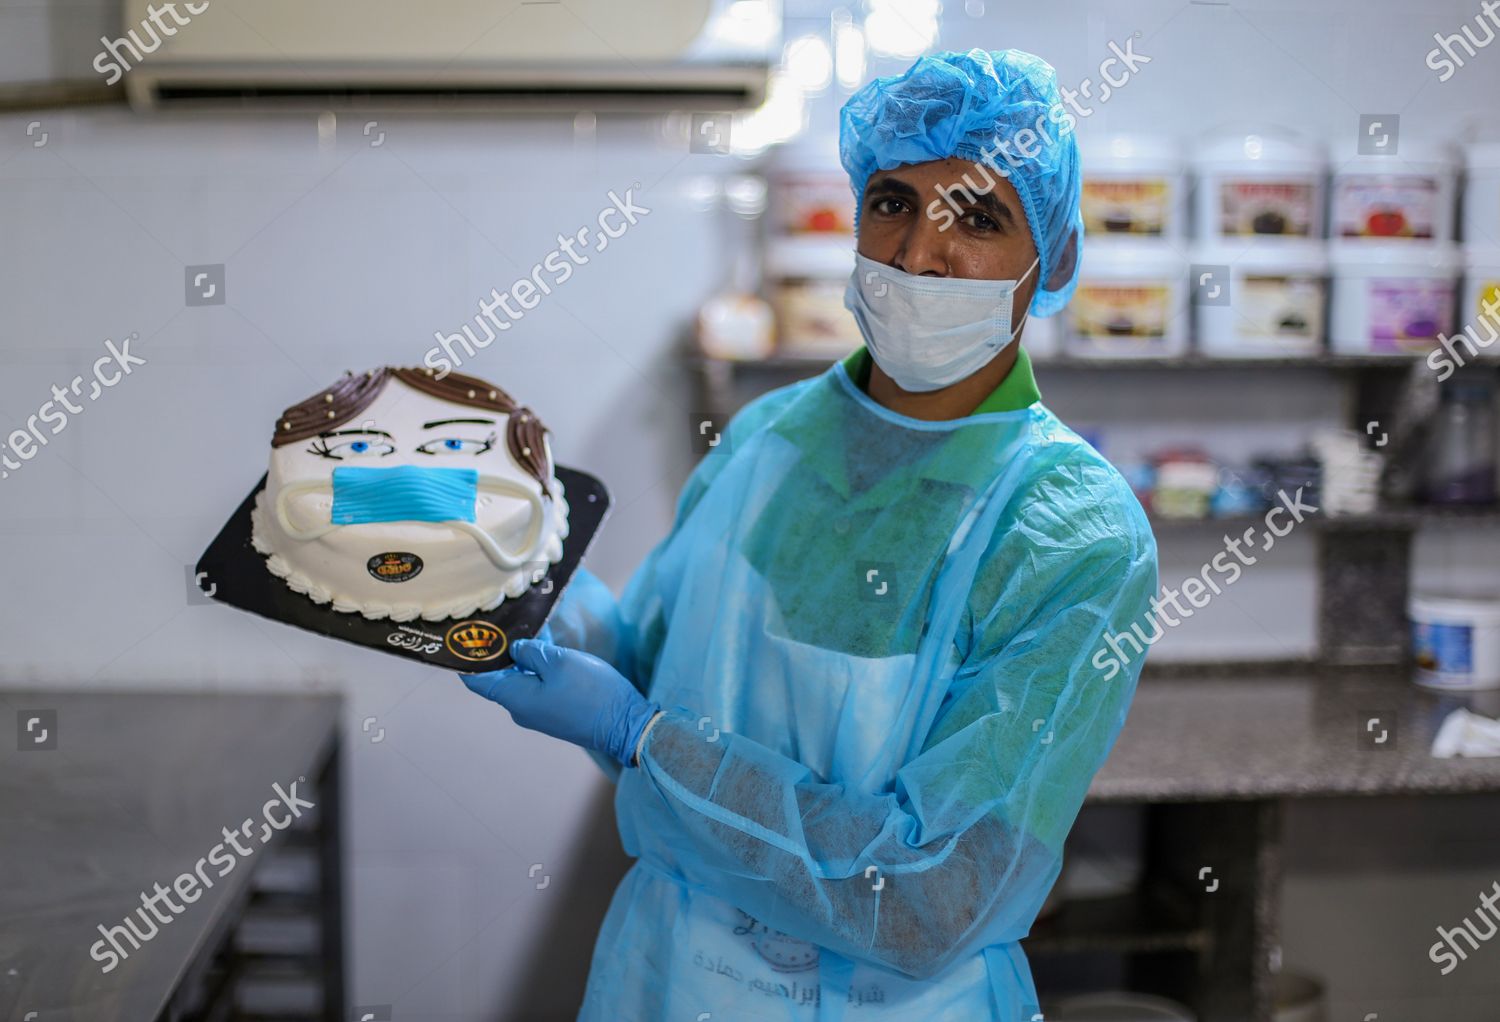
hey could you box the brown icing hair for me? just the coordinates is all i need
[270,367,553,487]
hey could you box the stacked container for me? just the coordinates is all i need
[764,140,860,357]
[763,236,858,356]
[1328,243,1461,355]
[1068,135,1190,358]
[1327,139,1462,356]
[1461,142,1500,358]
[1192,130,1330,358]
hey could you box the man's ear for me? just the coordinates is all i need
[1044,226,1079,290]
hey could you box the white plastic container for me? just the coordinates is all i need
[1054,992,1196,1021]
[1066,242,1189,358]
[1462,246,1500,346]
[769,138,854,237]
[1273,972,1328,1022]
[1194,131,1326,242]
[1463,142,1500,246]
[1329,242,1461,355]
[763,237,860,356]
[1021,311,1062,360]
[1195,242,1328,357]
[697,292,775,360]
[1332,141,1458,242]
[1080,134,1189,240]
[1411,593,1500,690]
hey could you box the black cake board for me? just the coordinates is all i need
[194,465,609,674]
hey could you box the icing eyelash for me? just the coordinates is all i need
[414,431,497,456]
[308,438,340,460]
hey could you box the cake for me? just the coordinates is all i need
[249,367,569,622]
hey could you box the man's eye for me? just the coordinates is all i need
[872,197,908,216]
[962,210,1000,232]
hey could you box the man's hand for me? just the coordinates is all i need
[461,638,659,767]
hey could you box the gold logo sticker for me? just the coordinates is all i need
[445,619,507,662]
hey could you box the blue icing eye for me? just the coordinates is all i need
[444,438,463,451]
[351,440,370,453]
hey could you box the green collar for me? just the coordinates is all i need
[766,344,1041,501]
[838,344,1042,414]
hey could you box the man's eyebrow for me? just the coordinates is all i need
[941,185,1017,226]
[864,177,921,203]
[318,428,394,439]
[422,418,496,429]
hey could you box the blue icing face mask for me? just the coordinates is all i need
[274,464,553,571]
[329,465,478,524]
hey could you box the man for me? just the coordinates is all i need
[465,48,1158,1020]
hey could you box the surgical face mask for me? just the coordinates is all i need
[843,252,1039,393]
[275,464,550,571]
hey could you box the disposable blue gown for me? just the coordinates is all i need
[548,356,1157,1019]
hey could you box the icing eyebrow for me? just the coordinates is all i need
[422,418,497,429]
[318,428,394,439]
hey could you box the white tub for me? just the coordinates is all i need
[763,237,860,356]
[1054,992,1196,1021]
[1194,242,1327,357]
[1411,592,1500,690]
[1461,246,1500,352]
[1194,131,1326,242]
[1021,310,1062,359]
[1332,141,1457,242]
[769,140,855,237]
[1463,141,1500,247]
[1329,242,1460,355]
[1080,134,1189,240]
[1066,242,1189,358]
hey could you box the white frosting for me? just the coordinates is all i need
[250,377,569,622]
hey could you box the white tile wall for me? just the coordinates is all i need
[5,0,1500,1016]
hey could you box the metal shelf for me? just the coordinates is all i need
[1025,886,1208,956]
[694,352,1491,373]
[1149,506,1500,531]
[1032,354,1451,372]
[1315,504,1500,529]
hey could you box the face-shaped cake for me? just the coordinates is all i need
[249,367,568,622]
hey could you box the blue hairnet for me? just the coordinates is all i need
[839,48,1084,318]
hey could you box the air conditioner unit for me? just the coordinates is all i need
[116,0,778,111]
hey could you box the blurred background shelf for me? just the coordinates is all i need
[692,352,1500,374]
[1148,505,1500,531]
[1026,886,1209,957]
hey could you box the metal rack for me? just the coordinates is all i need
[156,743,345,1022]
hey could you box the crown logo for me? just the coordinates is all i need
[453,624,496,649]
[445,620,505,662]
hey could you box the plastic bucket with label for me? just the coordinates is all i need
[1410,592,1500,690]
[1194,131,1326,242]
[1331,141,1457,242]
[764,237,860,356]
[1080,135,1189,240]
[1460,246,1500,355]
[1463,142,1500,247]
[1329,242,1460,355]
[1066,242,1189,358]
[1195,242,1328,357]
[769,139,855,237]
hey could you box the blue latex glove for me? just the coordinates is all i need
[461,638,660,767]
